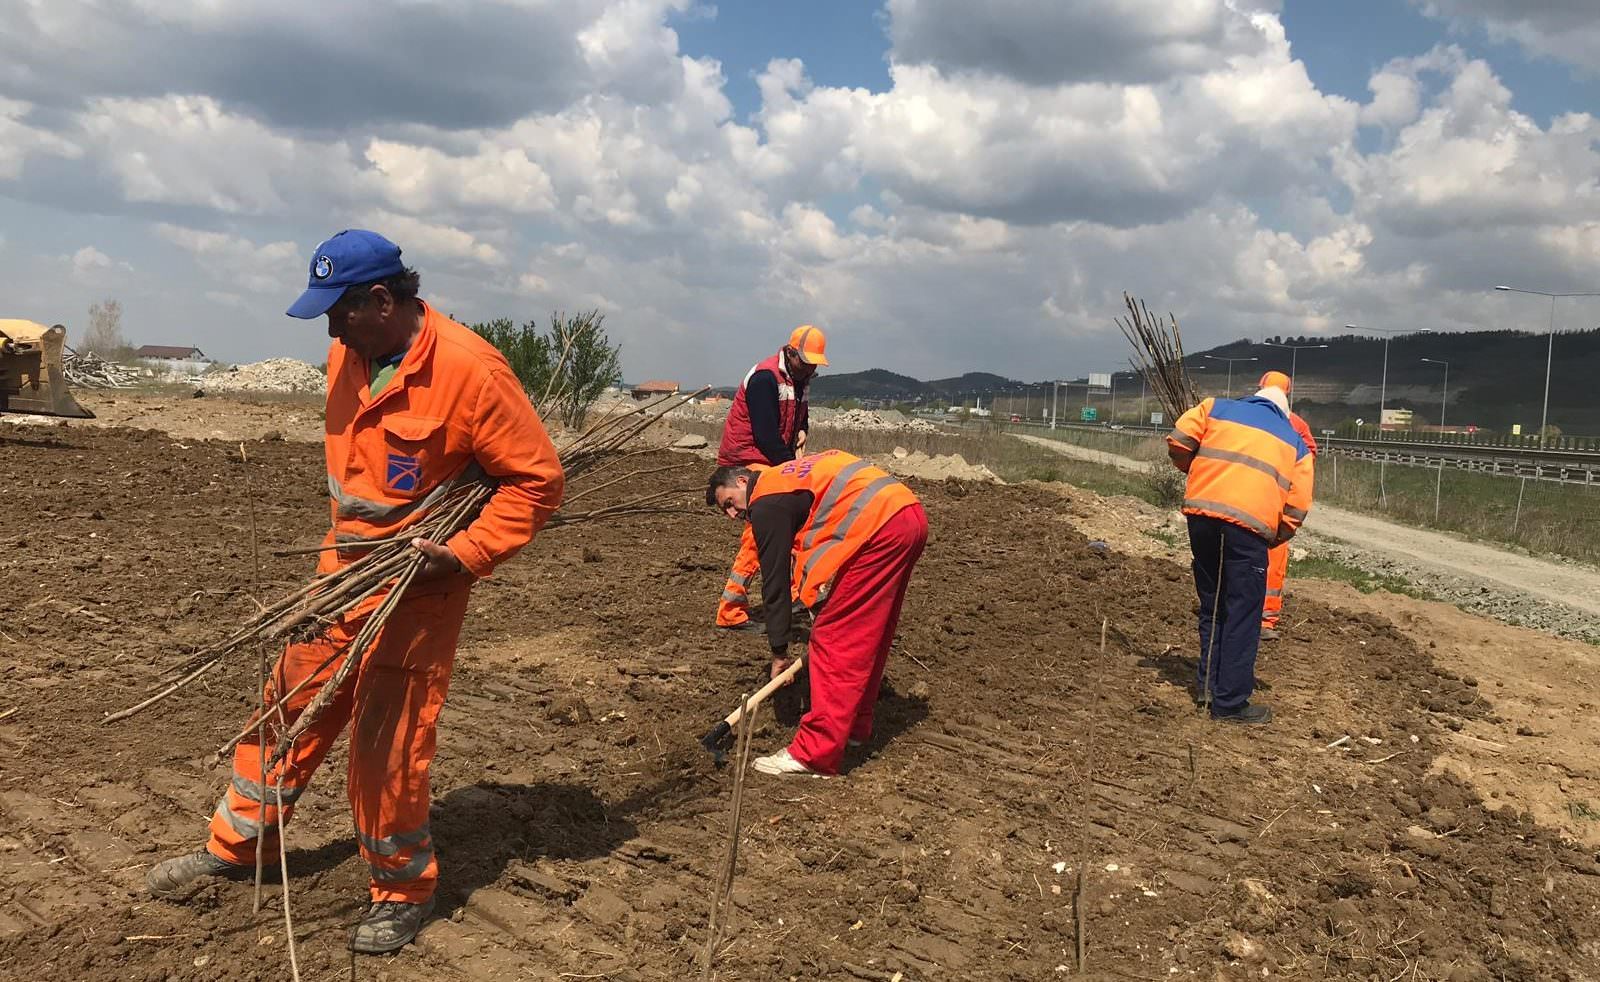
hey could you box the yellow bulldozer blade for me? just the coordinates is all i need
[0,319,95,419]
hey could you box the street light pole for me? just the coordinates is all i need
[1203,355,1258,399]
[1494,285,1600,448]
[1261,341,1329,410]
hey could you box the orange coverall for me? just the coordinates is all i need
[207,303,564,903]
[1262,414,1318,630]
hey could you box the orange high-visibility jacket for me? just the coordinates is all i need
[748,450,920,607]
[1168,396,1313,541]
[320,302,565,579]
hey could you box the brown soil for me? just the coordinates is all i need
[3,422,1600,980]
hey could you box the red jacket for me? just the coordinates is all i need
[717,352,805,466]
[320,302,565,580]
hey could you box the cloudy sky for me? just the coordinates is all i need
[3,0,1599,385]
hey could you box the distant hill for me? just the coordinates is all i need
[802,328,1600,435]
[1185,329,1600,435]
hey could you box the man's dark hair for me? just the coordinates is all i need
[705,465,753,506]
[343,266,421,308]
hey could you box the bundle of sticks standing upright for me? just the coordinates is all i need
[1114,291,1198,422]
[104,385,709,767]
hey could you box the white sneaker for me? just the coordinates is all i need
[750,748,825,778]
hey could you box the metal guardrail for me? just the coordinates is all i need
[1008,420,1600,487]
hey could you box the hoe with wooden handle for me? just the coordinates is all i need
[700,655,806,764]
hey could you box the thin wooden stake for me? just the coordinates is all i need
[701,692,755,980]
[241,443,269,916]
[276,737,302,982]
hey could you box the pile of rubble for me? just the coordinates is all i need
[198,358,326,394]
[62,349,140,388]
[813,408,939,433]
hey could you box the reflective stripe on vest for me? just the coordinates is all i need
[797,473,900,592]
[1182,498,1274,538]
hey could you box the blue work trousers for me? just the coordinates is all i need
[1187,514,1270,715]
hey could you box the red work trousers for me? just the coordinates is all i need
[789,503,928,775]
[715,523,799,627]
[206,584,470,904]
[1262,540,1289,628]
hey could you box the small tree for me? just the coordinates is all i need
[552,310,622,429]
[84,299,125,357]
[473,309,621,428]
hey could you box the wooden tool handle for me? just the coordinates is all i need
[723,655,805,728]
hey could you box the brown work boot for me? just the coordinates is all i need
[349,897,437,954]
[146,848,253,898]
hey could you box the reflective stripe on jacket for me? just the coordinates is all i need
[320,302,565,578]
[717,352,804,466]
[1168,396,1313,540]
[748,450,920,607]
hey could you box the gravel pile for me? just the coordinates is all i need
[199,359,326,394]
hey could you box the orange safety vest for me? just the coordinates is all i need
[748,450,920,607]
[320,302,565,578]
[1168,396,1313,541]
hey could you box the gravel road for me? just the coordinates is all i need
[1016,433,1600,643]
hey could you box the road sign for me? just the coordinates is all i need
[1088,373,1111,389]
[1321,429,1334,436]
[1149,412,1164,425]
[1081,407,1098,422]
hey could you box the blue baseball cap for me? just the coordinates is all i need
[286,229,406,319]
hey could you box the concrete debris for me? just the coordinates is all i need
[198,359,326,394]
[672,433,709,449]
[813,408,939,433]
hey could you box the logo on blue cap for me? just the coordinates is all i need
[286,230,405,319]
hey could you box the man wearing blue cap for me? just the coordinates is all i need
[146,230,566,953]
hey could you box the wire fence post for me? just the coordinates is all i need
[1434,461,1444,524]
[1512,476,1527,538]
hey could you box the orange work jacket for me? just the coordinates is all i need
[320,302,564,579]
[748,450,919,607]
[1168,396,1313,541]
[1288,411,1318,457]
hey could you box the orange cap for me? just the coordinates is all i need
[787,324,829,366]
[1258,370,1291,393]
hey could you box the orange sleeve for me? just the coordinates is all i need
[1290,413,1318,456]
[1281,450,1314,534]
[1168,398,1211,453]
[446,367,566,579]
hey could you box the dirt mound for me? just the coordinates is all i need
[877,447,1002,483]
[199,358,326,394]
[2,425,1599,980]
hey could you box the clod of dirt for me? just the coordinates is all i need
[548,696,593,725]
[907,680,932,700]
[1222,932,1263,963]
[1327,898,1364,940]
[889,879,919,904]
[1425,807,1459,832]
[581,547,603,563]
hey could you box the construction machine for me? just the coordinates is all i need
[0,319,94,418]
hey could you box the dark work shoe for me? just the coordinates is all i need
[1259,627,1281,641]
[718,620,763,633]
[1212,703,1273,725]
[146,848,251,898]
[349,897,437,955]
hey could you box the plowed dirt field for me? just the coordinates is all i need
[3,421,1599,981]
